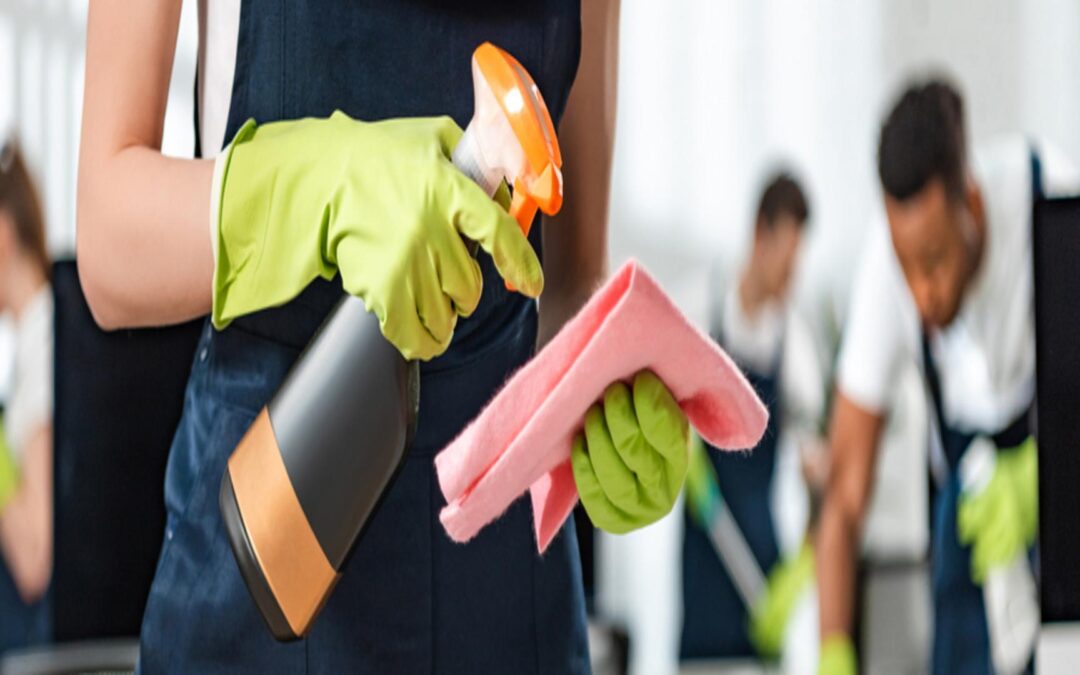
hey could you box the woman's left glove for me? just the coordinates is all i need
[571,370,690,533]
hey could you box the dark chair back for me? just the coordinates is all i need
[51,261,201,641]
[1034,197,1080,623]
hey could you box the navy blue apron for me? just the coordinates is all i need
[137,2,587,672]
[921,148,1041,675]
[680,349,782,659]
[0,560,50,655]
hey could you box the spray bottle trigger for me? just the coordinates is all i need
[530,163,563,216]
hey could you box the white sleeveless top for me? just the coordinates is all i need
[196,0,242,157]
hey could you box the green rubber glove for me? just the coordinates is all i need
[957,437,1038,584]
[571,370,690,534]
[1006,436,1038,544]
[0,417,18,511]
[750,541,816,658]
[213,111,543,361]
[819,634,857,675]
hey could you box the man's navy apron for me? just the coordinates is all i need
[680,351,782,659]
[137,2,587,672]
[921,148,1042,675]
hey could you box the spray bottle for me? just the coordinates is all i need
[959,437,1039,675]
[218,42,563,641]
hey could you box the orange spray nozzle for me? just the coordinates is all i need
[458,42,564,239]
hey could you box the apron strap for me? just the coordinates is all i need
[1030,142,1044,201]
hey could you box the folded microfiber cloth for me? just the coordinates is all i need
[435,259,768,552]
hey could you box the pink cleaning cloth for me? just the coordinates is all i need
[435,259,768,552]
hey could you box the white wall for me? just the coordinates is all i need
[0,0,198,259]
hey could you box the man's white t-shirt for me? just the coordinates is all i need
[6,286,54,460]
[838,135,1080,435]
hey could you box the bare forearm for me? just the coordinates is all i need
[816,391,884,643]
[539,0,620,345]
[817,489,859,638]
[77,0,212,329]
[538,281,597,347]
[77,149,213,328]
[0,427,52,602]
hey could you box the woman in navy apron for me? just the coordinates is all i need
[147,3,585,673]
[77,0,617,671]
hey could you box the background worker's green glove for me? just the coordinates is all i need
[1005,436,1038,543]
[571,370,690,534]
[0,418,18,511]
[750,542,816,658]
[819,633,856,675]
[957,437,1038,584]
[213,112,543,360]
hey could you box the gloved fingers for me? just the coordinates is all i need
[431,227,484,317]
[583,403,650,517]
[375,115,464,161]
[444,170,544,297]
[493,180,512,210]
[633,370,690,501]
[632,370,690,467]
[379,283,446,362]
[601,380,665,496]
[428,115,466,159]
[572,434,637,534]
[413,260,457,352]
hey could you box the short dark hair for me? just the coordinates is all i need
[756,172,809,230]
[878,77,967,202]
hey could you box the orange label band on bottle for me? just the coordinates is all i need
[227,409,339,637]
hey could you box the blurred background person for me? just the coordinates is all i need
[816,77,1080,674]
[681,171,825,669]
[0,137,54,654]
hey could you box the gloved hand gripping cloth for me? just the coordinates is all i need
[435,260,769,552]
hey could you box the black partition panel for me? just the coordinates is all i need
[52,261,202,641]
[1033,197,1080,623]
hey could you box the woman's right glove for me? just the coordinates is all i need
[212,111,544,360]
[571,371,690,534]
